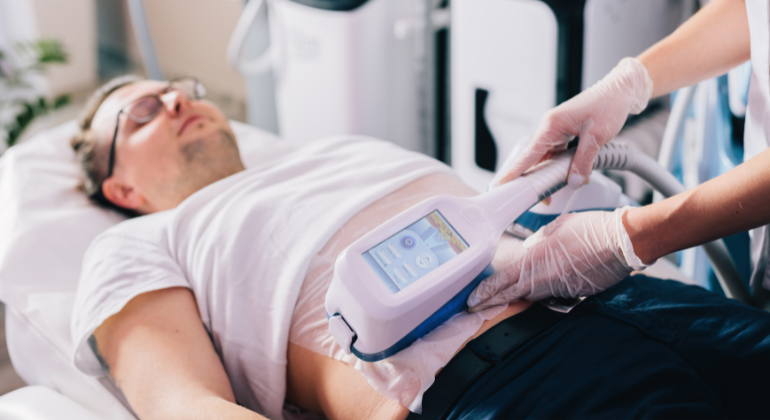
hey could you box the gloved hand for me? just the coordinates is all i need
[495,57,653,189]
[467,207,651,312]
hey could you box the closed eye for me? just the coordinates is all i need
[123,118,144,134]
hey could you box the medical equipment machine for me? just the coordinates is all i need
[228,0,435,153]
[451,0,694,191]
[325,142,749,361]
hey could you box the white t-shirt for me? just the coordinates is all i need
[71,136,452,419]
[290,173,508,413]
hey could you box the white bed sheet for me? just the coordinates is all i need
[0,120,290,419]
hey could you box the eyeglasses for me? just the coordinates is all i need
[104,77,207,181]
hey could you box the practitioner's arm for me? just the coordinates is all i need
[638,0,749,98]
[626,146,770,264]
[497,0,749,187]
[468,147,770,310]
[90,287,264,420]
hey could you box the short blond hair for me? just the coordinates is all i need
[70,75,142,214]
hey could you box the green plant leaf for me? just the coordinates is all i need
[14,39,68,66]
[37,96,47,112]
[2,39,70,150]
[53,94,71,109]
[33,39,68,64]
[0,50,7,79]
[6,104,33,147]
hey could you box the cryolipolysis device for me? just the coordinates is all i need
[325,143,661,361]
[325,141,748,361]
[325,171,538,362]
[326,164,543,362]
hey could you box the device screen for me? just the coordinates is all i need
[363,210,469,294]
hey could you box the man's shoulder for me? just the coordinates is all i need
[93,210,176,250]
[79,209,185,292]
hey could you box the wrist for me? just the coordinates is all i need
[621,206,660,265]
[615,207,652,270]
[613,57,654,115]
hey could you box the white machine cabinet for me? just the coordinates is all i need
[451,0,691,191]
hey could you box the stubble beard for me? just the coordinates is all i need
[166,128,246,205]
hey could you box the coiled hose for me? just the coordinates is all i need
[521,142,752,304]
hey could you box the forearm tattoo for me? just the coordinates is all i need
[88,334,132,406]
[88,334,112,378]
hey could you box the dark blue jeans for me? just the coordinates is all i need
[445,275,770,419]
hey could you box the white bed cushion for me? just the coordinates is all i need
[0,120,289,418]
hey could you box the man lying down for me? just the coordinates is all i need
[69,76,770,420]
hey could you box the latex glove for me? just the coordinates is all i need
[496,57,653,189]
[467,207,651,312]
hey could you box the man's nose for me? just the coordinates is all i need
[161,90,187,116]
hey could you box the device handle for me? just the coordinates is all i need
[520,149,577,201]
[227,0,273,75]
[471,148,576,234]
[471,177,537,235]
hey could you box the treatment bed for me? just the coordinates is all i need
[0,120,695,419]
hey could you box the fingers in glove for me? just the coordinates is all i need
[496,147,546,186]
[496,140,572,186]
[490,136,532,188]
[496,115,578,185]
[568,118,604,189]
[467,260,526,312]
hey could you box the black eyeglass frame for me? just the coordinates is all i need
[103,76,205,184]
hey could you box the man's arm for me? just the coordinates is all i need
[91,287,264,420]
[638,0,749,98]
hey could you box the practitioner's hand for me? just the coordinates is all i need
[467,208,650,312]
[495,57,653,189]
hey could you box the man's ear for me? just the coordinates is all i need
[102,177,145,210]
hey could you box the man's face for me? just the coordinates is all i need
[92,80,245,214]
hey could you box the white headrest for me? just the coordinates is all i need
[0,120,289,311]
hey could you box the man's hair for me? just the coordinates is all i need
[70,75,143,215]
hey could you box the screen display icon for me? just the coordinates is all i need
[363,210,469,294]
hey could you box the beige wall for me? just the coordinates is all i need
[33,0,98,96]
[130,0,247,120]
[2,0,247,119]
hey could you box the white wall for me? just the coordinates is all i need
[0,0,39,46]
[0,0,98,97]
